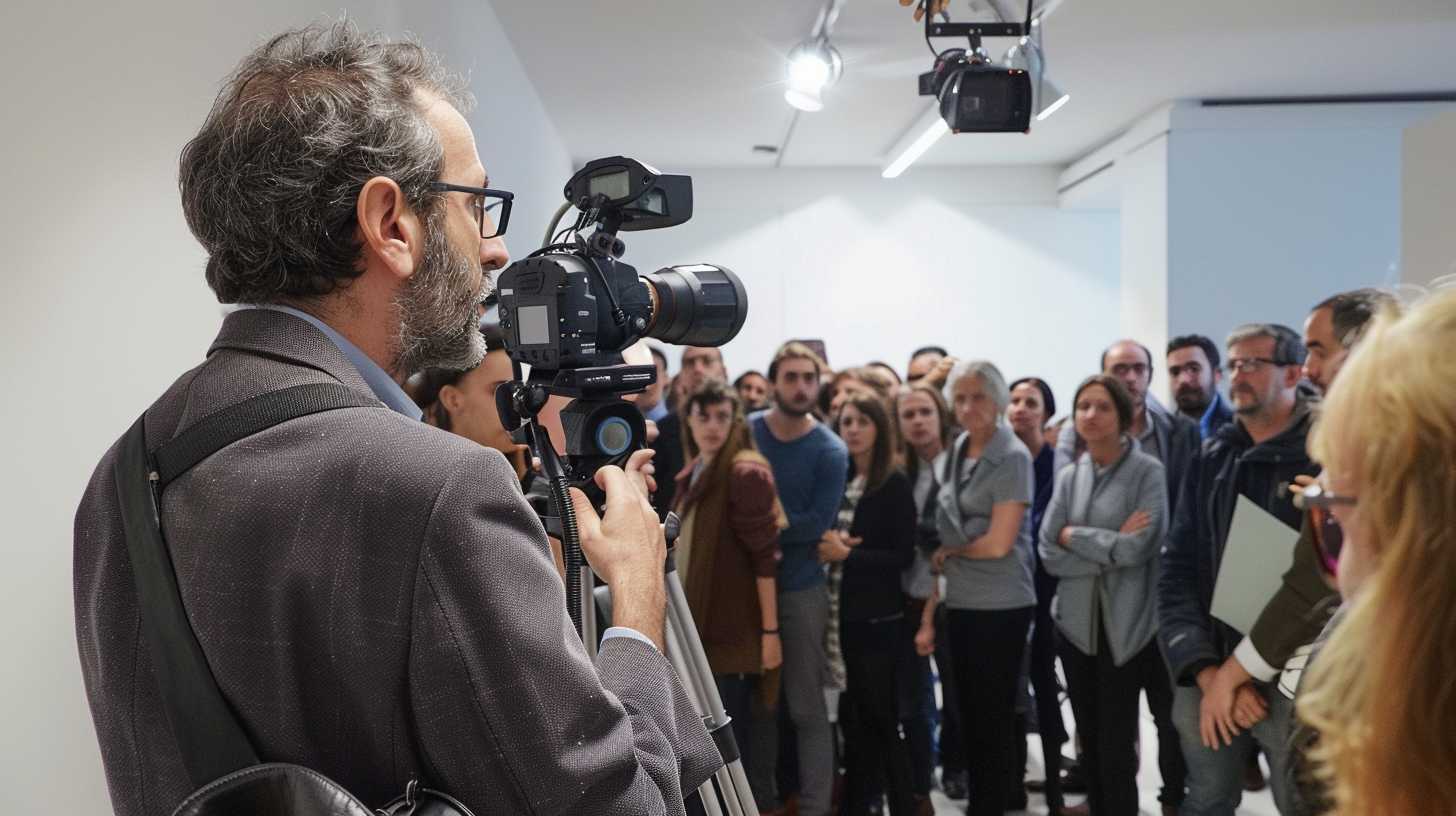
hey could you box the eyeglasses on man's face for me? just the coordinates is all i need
[1223,357,1293,375]
[427,182,514,239]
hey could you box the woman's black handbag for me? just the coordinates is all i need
[113,384,476,816]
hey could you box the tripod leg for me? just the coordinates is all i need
[663,567,759,816]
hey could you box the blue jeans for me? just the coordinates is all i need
[1172,683,1297,815]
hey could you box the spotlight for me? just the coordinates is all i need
[784,39,842,112]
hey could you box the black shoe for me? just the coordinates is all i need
[941,770,968,800]
[1059,759,1088,795]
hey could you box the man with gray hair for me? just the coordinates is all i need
[73,22,717,816]
[1159,323,1320,815]
[1193,288,1396,814]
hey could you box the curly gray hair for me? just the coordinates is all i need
[179,20,473,304]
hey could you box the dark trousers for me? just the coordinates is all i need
[932,604,965,775]
[1029,571,1067,808]
[1140,640,1188,807]
[716,673,757,786]
[948,606,1034,816]
[896,599,934,796]
[1059,631,1161,816]
[841,617,916,816]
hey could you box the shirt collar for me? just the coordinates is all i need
[245,304,423,421]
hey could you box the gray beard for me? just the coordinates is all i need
[394,210,487,376]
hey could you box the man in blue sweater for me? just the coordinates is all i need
[749,341,847,816]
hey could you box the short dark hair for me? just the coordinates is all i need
[180,21,471,304]
[1074,374,1135,435]
[1227,323,1307,366]
[1008,376,1057,419]
[1167,334,1221,371]
[647,344,669,371]
[733,370,766,388]
[1100,340,1154,373]
[1313,288,1398,349]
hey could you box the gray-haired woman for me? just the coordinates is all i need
[1040,375,1168,816]
[927,359,1038,816]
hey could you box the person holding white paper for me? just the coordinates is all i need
[1158,324,1320,816]
[1040,375,1168,816]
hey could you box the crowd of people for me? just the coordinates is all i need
[72,22,1456,816]
[419,283,1451,816]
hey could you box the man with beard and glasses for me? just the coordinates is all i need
[1167,334,1234,439]
[748,342,847,816]
[1159,324,1319,816]
[72,22,718,816]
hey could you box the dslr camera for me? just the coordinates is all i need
[494,156,747,483]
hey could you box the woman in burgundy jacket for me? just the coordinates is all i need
[673,379,786,785]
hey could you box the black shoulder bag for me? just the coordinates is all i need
[113,383,476,816]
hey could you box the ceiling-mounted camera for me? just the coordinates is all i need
[917,0,1035,133]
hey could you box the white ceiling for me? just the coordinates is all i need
[492,0,1456,169]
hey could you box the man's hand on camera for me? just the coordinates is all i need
[568,449,667,651]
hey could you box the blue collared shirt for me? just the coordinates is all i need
[248,304,657,652]
[1199,390,1235,440]
[247,304,422,421]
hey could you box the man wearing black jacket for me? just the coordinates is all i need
[1159,324,1319,816]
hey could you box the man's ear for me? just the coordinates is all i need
[356,176,425,281]
[1284,364,1304,389]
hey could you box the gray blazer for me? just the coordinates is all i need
[73,309,719,816]
[1038,439,1167,666]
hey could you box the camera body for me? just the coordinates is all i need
[494,157,747,480]
[919,49,1032,133]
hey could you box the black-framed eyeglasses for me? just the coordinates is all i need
[1224,357,1292,375]
[427,182,513,239]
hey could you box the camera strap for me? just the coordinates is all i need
[113,383,382,787]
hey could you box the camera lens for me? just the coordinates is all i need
[595,416,634,457]
[643,264,748,347]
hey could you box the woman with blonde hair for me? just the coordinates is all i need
[1296,286,1456,816]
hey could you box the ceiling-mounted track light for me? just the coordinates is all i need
[784,39,843,112]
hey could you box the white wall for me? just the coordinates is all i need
[1166,123,1406,348]
[1402,110,1456,287]
[620,166,1121,416]
[0,0,569,811]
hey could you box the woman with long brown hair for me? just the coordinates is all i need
[673,379,785,793]
[821,392,920,815]
[1296,287,1456,816]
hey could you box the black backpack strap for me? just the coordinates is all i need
[153,383,380,489]
[112,383,382,786]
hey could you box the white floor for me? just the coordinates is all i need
[928,695,1280,816]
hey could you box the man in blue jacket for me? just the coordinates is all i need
[1158,323,1319,816]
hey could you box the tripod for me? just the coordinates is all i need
[581,515,760,816]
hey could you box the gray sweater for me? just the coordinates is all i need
[1038,439,1167,666]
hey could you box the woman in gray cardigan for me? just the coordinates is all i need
[1040,375,1169,816]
